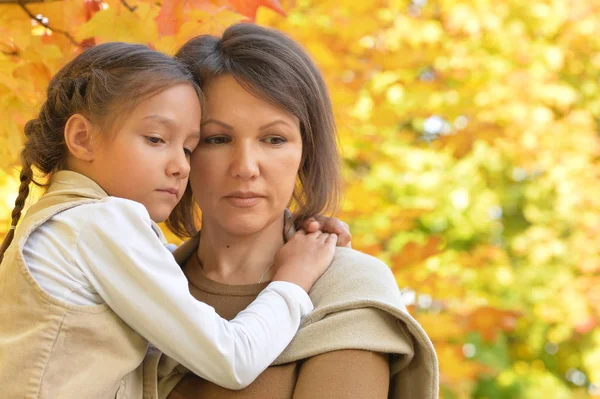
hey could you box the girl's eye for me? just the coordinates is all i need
[203,136,230,145]
[184,148,193,157]
[264,136,286,145]
[145,136,164,145]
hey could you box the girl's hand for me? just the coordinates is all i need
[300,216,351,248]
[272,230,338,292]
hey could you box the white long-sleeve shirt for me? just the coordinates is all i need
[22,197,313,389]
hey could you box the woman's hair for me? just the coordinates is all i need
[170,23,341,237]
[0,42,199,262]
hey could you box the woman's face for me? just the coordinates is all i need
[190,75,303,235]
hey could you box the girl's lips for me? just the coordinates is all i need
[157,188,179,197]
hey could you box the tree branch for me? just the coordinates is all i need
[18,0,79,46]
[0,0,63,3]
[0,42,19,55]
[120,0,137,12]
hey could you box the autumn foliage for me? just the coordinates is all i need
[1,0,600,397]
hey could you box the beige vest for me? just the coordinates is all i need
[0,171,153,398]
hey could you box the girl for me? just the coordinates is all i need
[0,42,342,398]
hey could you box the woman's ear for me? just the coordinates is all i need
[64,114,96,161]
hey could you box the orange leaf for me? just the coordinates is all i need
[392,236,443,268]
[84,0,103,21]
[415,313,465,342]
[463,306,521,342]
[574,315,598,334]
[226,0,285,21]
[79,37,96,50]
[436,342,490,383]
[155,0,210,36]
[352,241,383,257]
[155,0,186,36]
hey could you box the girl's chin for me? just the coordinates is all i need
[148,209,172,224]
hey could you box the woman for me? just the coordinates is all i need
[150,23,438,398]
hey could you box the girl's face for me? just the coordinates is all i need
[190,75,303,236]
[91,83,201,222]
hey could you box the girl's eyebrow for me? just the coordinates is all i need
[143,114,200,136]
[142,114,177,128]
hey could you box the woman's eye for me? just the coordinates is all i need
[204,136,230,145]
[264,136,286,145]
[145,136,164,145]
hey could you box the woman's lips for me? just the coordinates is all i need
[224,196,263,208]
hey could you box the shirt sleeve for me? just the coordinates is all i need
[72,198,313,390]
[293,350,390,399]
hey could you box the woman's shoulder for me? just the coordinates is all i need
[274,247,416,366]
[331,247,394,276]
[307,247,405,315]
[325,247,398,290]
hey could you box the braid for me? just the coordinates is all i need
[0,152,33,263]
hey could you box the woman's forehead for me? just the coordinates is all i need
[201,76,299,128]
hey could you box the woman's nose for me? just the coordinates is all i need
[230,143,259,180]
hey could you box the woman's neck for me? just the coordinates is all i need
[196,215,286,285]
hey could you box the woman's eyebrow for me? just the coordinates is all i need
[259,120,292,131]
[201,119,293,131]
[201,119,233,129]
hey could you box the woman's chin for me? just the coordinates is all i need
[224,224,263,237]
[214,213,282,237]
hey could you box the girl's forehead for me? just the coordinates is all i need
[108,85,201,136]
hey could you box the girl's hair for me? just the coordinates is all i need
[0,42,199,262]
[170,23,341,237]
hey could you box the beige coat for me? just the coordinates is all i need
[155,227,439,399]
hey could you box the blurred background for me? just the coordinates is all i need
[1,0,599,397]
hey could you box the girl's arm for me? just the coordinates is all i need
[73,198,313,390]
